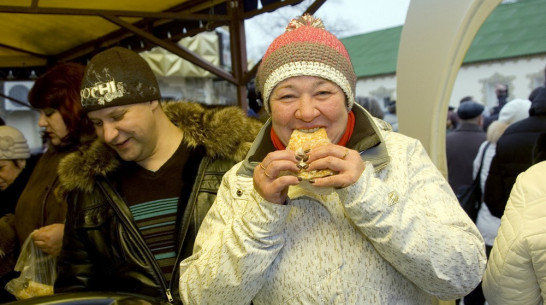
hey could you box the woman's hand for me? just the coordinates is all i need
[305,144,365,188]
[254,150,300,205]
[32,223,65,256]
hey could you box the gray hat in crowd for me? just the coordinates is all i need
[0,125,30,160]
[457,101,484,119]
[80,47,161,113]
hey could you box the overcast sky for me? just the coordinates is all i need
[245,0,411,61]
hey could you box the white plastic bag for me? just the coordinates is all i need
[5,233,56,299]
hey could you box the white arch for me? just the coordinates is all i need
[397,0,502,178]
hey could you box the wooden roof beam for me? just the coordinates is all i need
[102,14,236,84]
[0,5,230,21]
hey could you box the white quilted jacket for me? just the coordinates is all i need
[179,107,486,305]
[483,161,546,305]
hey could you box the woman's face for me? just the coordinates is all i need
[0,160,25,191]
[38,108,69,146]
[270,76,349,146]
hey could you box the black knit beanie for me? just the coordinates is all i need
[80,47,161,113]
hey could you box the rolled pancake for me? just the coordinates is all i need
[287,128,336,180]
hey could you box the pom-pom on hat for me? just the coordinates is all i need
[80,47,161,113]
[0,126,30,160]
[256,14,357,114]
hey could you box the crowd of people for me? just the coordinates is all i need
[0,13,545,305]
[445,70,546,305]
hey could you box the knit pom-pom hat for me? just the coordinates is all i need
[256,14,357,115]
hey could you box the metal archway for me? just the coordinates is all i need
[397,0,502,177]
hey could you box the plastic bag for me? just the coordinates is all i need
[5,233,56,300]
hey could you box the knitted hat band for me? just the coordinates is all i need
[0,126,30,160]
[262,61,355,114]
[255,15,356,115]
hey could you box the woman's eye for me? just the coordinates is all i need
[43,110,55,117]
[92,121,103,127]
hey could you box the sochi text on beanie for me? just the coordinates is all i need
[80,47,161,113]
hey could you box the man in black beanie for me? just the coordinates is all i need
[54,47,262,304]
[446,101,486,194]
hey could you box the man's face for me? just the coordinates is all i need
[495,85,508,102]
[87,101,159,165]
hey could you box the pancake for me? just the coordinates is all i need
[287,128,336,180]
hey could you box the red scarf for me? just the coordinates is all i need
[270,111,355,150]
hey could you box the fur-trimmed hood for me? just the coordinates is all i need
[58,101,263,194]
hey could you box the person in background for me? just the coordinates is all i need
[355,96,384,119]
[484,87,546,218]
[14,62,95,258]
[247,78,268,123]
[0,125,36,302]
[483,84,509,131]
[0,126,33,218]
[482,133,546,305]
[179,14,486,305]
[448,96,480,133]
[54,47,262,304]
[446,101,486,194]
[447,106,458,133]
[462,98,531,305]
[383,100,398,131]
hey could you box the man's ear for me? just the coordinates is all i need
[150,100,160,111]
[478,115,484,127]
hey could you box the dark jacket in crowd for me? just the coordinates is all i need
[54,101,262,304]
[484,87,546,217]
[446,123,486,194]
[15,143,92,248]
[0,155,39,218]
[0,154,39,302]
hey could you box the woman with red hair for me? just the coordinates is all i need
[14,62,95,257]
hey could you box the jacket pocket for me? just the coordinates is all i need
[73,199,112,229]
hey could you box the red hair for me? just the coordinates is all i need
[28,62,94,147]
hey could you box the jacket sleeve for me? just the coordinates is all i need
[482,169,546,305]
[54,191,95,293]
[179,168,292,305]
[337,136,486,300]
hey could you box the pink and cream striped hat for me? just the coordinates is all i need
[256,14,357,114]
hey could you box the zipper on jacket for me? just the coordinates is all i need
[166,156,211,298]
[166,289,174,303]
[98,180,173,304]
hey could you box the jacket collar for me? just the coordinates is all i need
[237,104,391,177]
[58,101,263,193]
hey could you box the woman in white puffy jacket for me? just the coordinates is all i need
[483,159,546,304]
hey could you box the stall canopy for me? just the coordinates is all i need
[0,0,326,109]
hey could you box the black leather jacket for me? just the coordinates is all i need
[55,102,263,304]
